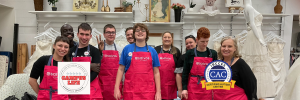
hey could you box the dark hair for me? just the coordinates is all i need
[103,24,116,33]
[77,23,92,34]
[52,36,71,61]
[133,23,149,42]
[162,31,177,56]
[197,27,210,39]
[125,27,134,34]
[185,35,196,42]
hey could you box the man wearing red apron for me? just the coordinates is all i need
[158,46,177,99]
[99,41,123,100]
[69,23,102,100]
[37,55,69,100]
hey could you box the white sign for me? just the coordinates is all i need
[58,62,90,94]
[225,0,244,7]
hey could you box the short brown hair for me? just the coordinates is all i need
[125,27,134,33]
[103,24,116,33]
[78,23,92,34]
[132,23,149,42]
[197,27,210,39]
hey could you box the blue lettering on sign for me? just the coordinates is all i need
[209,70,227,82]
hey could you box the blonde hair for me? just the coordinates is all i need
[217,36,241,60]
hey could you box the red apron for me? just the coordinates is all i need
[158,46,177,99]
[99,43,122,100]
[69,45,103,100]
[213,58,247,100]
[186,48,213,100]
[37,55,69,100]
[123,44,156,100]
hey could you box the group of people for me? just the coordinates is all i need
[28,22,258,100]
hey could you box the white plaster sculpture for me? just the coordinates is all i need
[200,0,220,16]
[241,0,276,98]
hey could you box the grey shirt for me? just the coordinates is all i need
[104,42,123,58]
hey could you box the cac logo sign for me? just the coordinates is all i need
[201,60,236,90]
[58,62,90,94]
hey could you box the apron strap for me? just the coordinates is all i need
[191,75,204,84]
[194,46,212,58]
[47,56,53,66]
[104,40,117,51]
[134,43,149,52]
[40,86,57,100]
[160,45,171,54]
[74,45,90,57]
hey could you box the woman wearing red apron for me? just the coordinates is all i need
[69,23,102,100]
[214,36,257,100]
[114,23,162,100]
[99,41,123,100]
[29,36,70,100]
[175,35,197,99]
[182,27,218,100]
[154,32,181,100]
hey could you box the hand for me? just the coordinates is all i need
[178,90,183,99]
[90,63,100,73]
[259,39,267,46]
[182,90,188,99]
[155,92,161,100]
[96,35,104,52]
[114,87,121,100]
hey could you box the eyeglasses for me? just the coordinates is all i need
[105,32,116,35]
[135,30,146,33]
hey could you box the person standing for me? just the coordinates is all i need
[60,24,77,48]
[174,35,197,99]
[96,24,123,100]
[214,36,257,100]
[29,36,70,100]
[125,27,134,44]
[68,23,102,100]
[154,31,181,100]
[181,27,218,100]
[114,23,162,100]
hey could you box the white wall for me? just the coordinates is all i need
[291,21,300,50]
[0,0,298,65]
[0,4,15,52]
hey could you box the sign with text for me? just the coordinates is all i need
[58,62,90,94]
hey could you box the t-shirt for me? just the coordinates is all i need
[69,44,101,82]
[102,42,123,58]
[119,43,161,73]
[30,55,58,83]
[154,45,181,63]
[182,47,218,90]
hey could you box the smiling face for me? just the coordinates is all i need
[162,33,173,46]
[185,38,196,50]
[221,39,236,58]
[126,29,134,44]
[61,24,74,40]
[53,41,69,57]
[77,28,92,46]
[134,27,147,42]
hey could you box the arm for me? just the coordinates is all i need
[245,7,265,46]
[239,59,258,100]
[176,73,183,98]
[182,52,191,90]
[90,46,101,81]
[153,67,161,100]
[90,71,98,82]
[114,65,125,100]
[29,78,39,94]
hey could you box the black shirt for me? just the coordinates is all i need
[69,45,101,82]
[231,58,258,100]
[176,54,186,68]
[154,45,181,63]
[30,55,58,83]
[182,47,218,90]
